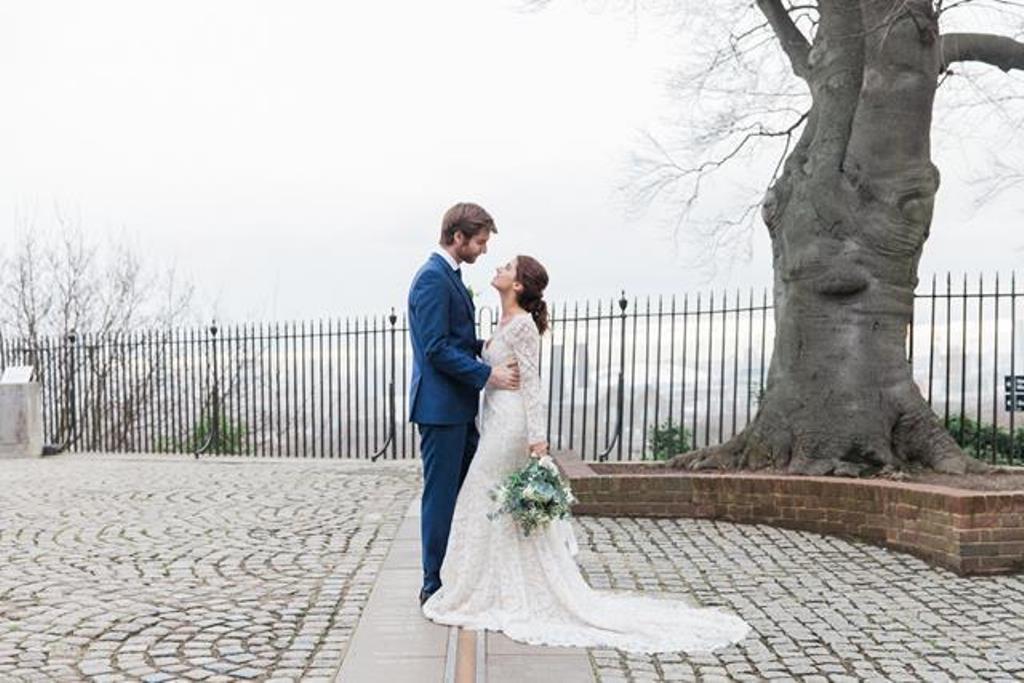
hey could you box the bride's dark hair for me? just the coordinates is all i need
[515,255,549,334]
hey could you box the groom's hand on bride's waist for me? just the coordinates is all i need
[486,358,520,390]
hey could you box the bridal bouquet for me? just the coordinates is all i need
[488,455,577,537]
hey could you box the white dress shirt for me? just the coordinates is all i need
[432,246,460,272]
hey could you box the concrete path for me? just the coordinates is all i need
[335,499,595,683]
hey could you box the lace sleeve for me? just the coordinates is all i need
[507,316,547,445]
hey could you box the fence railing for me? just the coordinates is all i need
[1,272,1021,463]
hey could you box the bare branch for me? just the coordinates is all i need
[938,0,1024,21]
[971,158,1024,203]
[755,0,812,78]
[0,207,196,341]
[0,225,52,342]
[625,107,809,271]
[941,31,1024,71]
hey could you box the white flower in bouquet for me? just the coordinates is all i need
[537,455,558,474]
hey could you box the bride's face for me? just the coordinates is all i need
[491,258,520,293]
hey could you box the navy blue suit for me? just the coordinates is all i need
[408,253,491,595]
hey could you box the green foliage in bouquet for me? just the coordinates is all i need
[488,456,577,537]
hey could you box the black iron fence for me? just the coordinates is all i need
[1,272,1021,463]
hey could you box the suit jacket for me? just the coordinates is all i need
[408,253,490,425]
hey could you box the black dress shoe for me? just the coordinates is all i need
[419,588,434,607]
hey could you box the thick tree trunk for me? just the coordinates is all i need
[671,0,988,476]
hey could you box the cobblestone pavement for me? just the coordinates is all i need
[0,454,419,682]
[5,455,1024,682]
[576,517,1024,682]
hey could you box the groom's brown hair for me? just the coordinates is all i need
[440,202,496,245]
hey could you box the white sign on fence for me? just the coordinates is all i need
[0,366,34,384]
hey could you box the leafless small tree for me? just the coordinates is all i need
[0,207,195,449]
[0,208,193,341]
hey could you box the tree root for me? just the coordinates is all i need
[666,402,994,477]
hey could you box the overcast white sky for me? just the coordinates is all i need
[1,1,1021,322]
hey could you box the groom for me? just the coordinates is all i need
[408,202,520,606]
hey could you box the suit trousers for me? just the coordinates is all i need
[418,421,479,594]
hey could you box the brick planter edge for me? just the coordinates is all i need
[554,450,1024,576]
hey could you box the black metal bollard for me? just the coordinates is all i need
[372,309,398,462]
[43,331,78,455]
[194,322,220,459]
[599,292,628,462]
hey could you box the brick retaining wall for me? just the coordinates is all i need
[555,451,1024,576]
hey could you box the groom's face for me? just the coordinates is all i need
[453,230,491,264]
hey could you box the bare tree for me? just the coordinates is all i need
[0,222,53,344]
[0,207,196,450]
[0,208,193,340]
[534,0,1024,474]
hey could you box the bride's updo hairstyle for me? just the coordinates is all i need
[515,256,549,335]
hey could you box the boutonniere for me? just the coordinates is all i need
[466,285,479,301]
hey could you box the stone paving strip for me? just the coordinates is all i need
[336,498,594,683]
[0,453,419,682]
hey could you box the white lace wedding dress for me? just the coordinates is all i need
[422,313,750,653]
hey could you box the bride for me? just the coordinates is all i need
[422,255,750,653]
